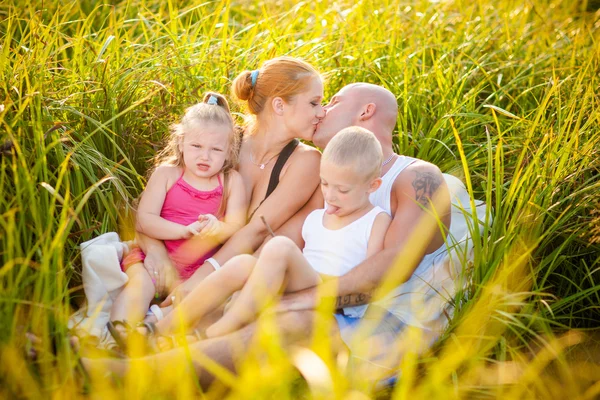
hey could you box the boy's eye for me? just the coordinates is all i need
[339,189,349,194]
[192,144,201,148]
[321,182,328,187]
[212,148,223,152]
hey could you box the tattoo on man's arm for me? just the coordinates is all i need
[335,292,372,308]
[412,171,442,207]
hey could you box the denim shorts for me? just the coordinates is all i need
[334,305,407,360]
[334,306,442,386]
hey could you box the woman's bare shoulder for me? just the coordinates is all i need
[291,142,321,164]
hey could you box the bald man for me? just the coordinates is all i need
[274,83,459,366]
[83,83,486,386]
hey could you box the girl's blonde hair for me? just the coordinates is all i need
[322,126,383,181]
[155,92,242,217]
[232,56,321,133]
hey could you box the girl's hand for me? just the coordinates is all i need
[197,214,221,237]
[183,220,208,238]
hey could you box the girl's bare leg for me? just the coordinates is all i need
[110,263,156,323]
[154,254,256,335]
[206,236,320,338]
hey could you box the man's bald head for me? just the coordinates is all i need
[343,83,398,138]
[312,82,398,149]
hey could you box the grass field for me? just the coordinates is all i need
[1,0,600,398]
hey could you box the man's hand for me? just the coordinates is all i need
[143,250,178,297]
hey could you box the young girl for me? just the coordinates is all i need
[149,126,392,339]
[108,92,247,341]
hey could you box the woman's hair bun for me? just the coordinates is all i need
[232,70,254,101]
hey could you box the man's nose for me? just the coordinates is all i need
[317,106,326,119]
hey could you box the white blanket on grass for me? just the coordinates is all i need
[68,232,129,341]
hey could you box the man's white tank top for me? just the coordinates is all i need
[369,155,417,214]
[367,155,489,329]
[302,206,387,317]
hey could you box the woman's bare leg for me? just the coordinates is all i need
[110,263,156,323]
[206,236,320,338]
[154,255,256,335]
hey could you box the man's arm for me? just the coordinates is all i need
[279,161,451,310]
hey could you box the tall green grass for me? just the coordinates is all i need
[1,0,599,398]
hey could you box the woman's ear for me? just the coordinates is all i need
[359,103,376,121]
[271,97,285,116]
[368,177,383,193]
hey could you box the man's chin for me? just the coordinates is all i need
[311,133,326,149]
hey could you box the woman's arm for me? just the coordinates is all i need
[136,166,198,240]
[166,147,322,303]
[136,232,179,295]
[210,147,321,266]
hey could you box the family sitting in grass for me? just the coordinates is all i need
[78,56,486,385]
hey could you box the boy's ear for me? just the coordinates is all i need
[368,177,383,193]
[359,103,376,121]
[271,97,285,116]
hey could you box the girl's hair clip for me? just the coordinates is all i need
[207,95,219,105]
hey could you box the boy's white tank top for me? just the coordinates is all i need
[302,206,386,317]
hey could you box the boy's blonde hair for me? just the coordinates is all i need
[322,126,383,180]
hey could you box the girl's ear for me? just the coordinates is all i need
[359,103,376,121]
[271,97,285,116]
[367,177,382,193]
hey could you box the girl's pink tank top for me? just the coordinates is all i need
[160,172,223,279]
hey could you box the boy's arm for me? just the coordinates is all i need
[365,212,392,258]
[136,166,196,240]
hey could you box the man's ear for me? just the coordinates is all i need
[359,103,376,121]
[368,177,383,193]
[271,97,285,116]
